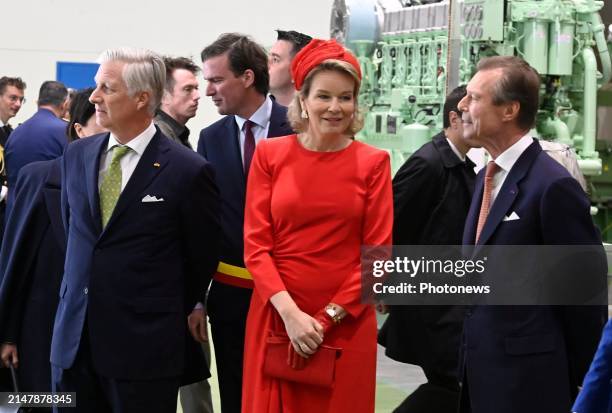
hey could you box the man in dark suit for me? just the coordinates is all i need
[378,85,475,413]
[0,159,64,403]
[50,48,220,413]
[457,56,606,413]
[5,80,68,217]
[153,55,214,413]
[197,33,293,413]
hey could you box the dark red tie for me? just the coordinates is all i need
[243,120,256,177]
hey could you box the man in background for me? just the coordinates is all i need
[268,29,311,106]
[154,55,214,413]
[155,56,200,149]
[379,85,476,413]
[0,76,26,247]
[5,80,68,215]
[197,33,293,413]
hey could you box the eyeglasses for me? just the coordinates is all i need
[5,95,25,104]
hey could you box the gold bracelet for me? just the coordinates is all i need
[325,303,344,324]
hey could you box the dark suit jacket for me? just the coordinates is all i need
[0,124,13,249]
[0,158,64,392]
[573,318,612,413]
[460,140,607,413]
[196,100,292,322]
[378,133,475,373]
[4,109,67,215]
[50,129,220,380]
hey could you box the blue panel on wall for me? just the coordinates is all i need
[56,62,99,89]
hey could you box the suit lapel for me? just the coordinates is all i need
[85,134,109,235]
[43,159,65,249]
[267,101,290,139]
[101,131,169,234]
[476,141,541,246]
[463,173,484,246]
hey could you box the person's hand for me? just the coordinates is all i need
[0,343,18,368]
[187,307,208,343]
[280,307,323,359]
[287,342,309,369]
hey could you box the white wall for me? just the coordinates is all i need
[0,0,335,145]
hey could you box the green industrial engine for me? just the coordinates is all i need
[330,0,612,240]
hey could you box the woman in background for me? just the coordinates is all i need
[0,88,105,398]
[242,39,393,412]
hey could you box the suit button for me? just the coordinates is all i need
[84,287,88,295]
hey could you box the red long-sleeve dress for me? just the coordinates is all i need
[242,135,393,413]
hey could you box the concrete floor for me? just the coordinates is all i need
[177,314,426,413]
[177,343,424,413]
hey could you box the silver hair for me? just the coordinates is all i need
[97,47,166,115]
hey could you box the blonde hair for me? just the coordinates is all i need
[287,59,364,134]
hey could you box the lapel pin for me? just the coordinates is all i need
[153,162,160,168]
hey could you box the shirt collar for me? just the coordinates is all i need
[156,109,187,137]
[106,122,156,156]
[446,137,466,162]
[493,133,533,173]
[234,96,273,131]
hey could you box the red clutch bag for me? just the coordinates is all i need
[263,335,342,388]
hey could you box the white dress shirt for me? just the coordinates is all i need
[98,122,157,191]
[446,138,466,162]
[0,119,7,201]
[234,96,273,167]
[489,133,534,206]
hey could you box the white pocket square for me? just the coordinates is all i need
[141,195,164,203]
[503,211,520,221]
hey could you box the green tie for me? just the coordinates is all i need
[99,145,131,227]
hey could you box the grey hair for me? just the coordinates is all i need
[97,47,166,115]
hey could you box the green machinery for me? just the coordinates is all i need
[330,0,612,239]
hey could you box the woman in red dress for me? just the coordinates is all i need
[242,39,393,412]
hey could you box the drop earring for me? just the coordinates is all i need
[301,109,309,119]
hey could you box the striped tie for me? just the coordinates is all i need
[99,145,131,227]
[475,160,500,243]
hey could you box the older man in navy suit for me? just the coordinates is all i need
[196,33,293,413]
[457,56,606,413]
[50,48,220,413]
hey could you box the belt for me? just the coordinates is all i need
[213,261,254,289]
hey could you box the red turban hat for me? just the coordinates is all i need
[290,38,362,91]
